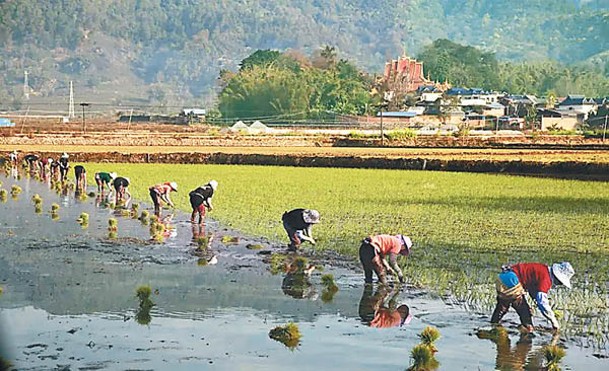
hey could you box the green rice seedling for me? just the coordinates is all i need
[419,326,441,352]
[221,235,239,245]
[108,231,117,239]
[34,204,42,214]
[0,356,12,371]
[51,213,60,221]
[408,343,439,371]
[269,253,288,275]
[246,243,264,250]
[139,210,150,224]
[31,194,42,204]
[87,191,96,197]
[131,203,140,218]
[10,185,21,196]
[51,203,60,213]
[269,322,301,350]
[321,273,339,302]
[196,236,210,250]
[135,285,155,326]
[120,209,130,217]
[108,218,118,232]
[197,258,208,266]
[77,212,89,224]
[543,345,566,371]
[0,286,3,296]
[0,189,7,202]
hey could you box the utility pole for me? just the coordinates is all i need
[68,81,75,119]
[80,102,90,133]
[603,114,608,142]
[23,70,30,100]
[380,105,384,146]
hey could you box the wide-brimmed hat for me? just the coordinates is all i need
[61,152,69,158]
[168,182,178,192]
[109,172,117,179]
[396,235,413,256]
[552,262,574,289]
[303,209,320,224]
[397,304,412,326]
[208,180,218,191]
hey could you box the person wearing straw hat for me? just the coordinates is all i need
[359,234,412,285]
[149,181,178,216]
[8,150,18,166]
[58,152,70,182]
[189,180,218,225]
[491,262,575,332]
[281,208,320,251]
[94,171,117,192]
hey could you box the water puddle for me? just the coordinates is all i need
[0,169,606,370]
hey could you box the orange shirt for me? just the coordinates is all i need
[370,308,402,328]
[370,235,402,256]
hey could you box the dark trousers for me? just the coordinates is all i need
[359,242,386,284]
[149,189,161,215]
[490,294,533,327]
[282,220,300,248]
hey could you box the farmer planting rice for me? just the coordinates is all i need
[23,153,39,170]
[39,157,53,179]
[359,234,412,285]
[149,181,178,216]
[94,171,116,192]
[8,150,18,166]
[112,176,131,207]
[74,165,87,192]
[189,180,218,225]
[491,262,574,332]
[281,208,320,251]
[58,152,70,181]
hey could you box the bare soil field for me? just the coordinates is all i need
[2,118,609,178]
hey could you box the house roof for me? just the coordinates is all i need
[559,95,595,106]
[445,87,491,96]
[183,108,207,115]
[486,102,505,109]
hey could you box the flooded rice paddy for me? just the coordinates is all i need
[0,170,607,370]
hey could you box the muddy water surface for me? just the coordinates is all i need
[0,172,606,370]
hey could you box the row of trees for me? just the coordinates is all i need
[218,41,609,120]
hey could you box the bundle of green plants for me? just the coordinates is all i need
[87,191,96,197]
[196,236,210,250]
[408,326,441,371]
[408,344,439,371]
[269,322,301,350]
[386,128,417,141]
[108,218,118,232]
[131,203,140,218]
[221,235,239,244]
[0,189,7,202]
[31,194,42,204]
[135,285,155,326]
[50,203,60,213]
[149,217,165,242]
[543,345,566,371]
[10,184,21,196]
[77,212,89,228]
[321,273,339,303]
[269,253,289,275]
[139,210,150,224]
[0,286,3,296]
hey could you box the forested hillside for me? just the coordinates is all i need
[0,0,607,111]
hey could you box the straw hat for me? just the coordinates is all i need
[303,209,320,224]
[396,234,413,256]
[208,180,218,191]
[169,182,178,192]
[552,262,574,289]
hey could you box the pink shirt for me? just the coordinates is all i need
[511,263,552,295]
[370,235,403,256]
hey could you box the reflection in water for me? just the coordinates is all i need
[135,285,155,326]
[321,274,339,303]
[476,326,559,370]
[281,257,317,300]
[358,284,411,328]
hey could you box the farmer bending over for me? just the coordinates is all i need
[359,234,412,285]
[58,152,70,182]
[9,150,18,166]
[491,262,574,332]
[112,176,131,207]
[23,154,39,171]
[149,181,178,216]
[94,171,116,192]
[189,180,218,224]
[281,208,320,251]
[74,165,87,192]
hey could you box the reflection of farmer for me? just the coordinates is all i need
[359,234,412,285]
[189,180,218,224]
[281,261,316,299]
[491,262,574,332]
[281,208,320,251]
[94,171,116,192]
[112,176,131,206]
[358,285,412,328]
[477,326,554,370]
[149,182,178,216]
[74,165,86,192]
